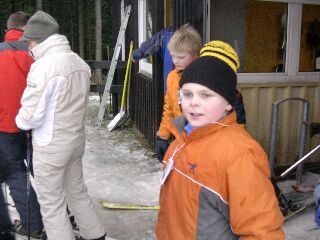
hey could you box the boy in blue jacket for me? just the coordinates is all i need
[132,26,174,92]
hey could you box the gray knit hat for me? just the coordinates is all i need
[20,10,59,43]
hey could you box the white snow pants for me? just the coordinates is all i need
[32,147,105,240]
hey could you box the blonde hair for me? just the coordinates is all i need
[167,23,202,56]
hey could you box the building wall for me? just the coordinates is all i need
[239,82,320,166]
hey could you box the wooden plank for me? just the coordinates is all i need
[239,83,320,167]
[85,60,127,70]
[90,85,123,94]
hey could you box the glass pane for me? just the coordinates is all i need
[299,4,320,72]
[146,0,153,39]
[209,0,287,73]
[145,0,153,64]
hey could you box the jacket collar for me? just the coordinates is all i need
[4,29,24,42]
[30,34,71,61]
[173,68,183,75]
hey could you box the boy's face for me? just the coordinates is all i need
[170,51,197,71]
[181,83,233,129]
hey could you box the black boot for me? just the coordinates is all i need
[92,234,106,240]
[0,229,15,240]
[76,234,106,240]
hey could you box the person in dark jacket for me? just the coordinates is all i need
[0,11,44,239]
[132,26,174,92]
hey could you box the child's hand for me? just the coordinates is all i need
[156,137,170,163]
[131,55,137,64]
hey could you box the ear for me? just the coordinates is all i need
[226,103,233,112]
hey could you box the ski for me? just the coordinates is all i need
[101,201,159,210]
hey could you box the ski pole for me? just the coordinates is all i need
[26,130,32,240]
[281,144,320,177]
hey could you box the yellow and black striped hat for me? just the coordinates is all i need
[200,40,240,73]
[180,40,239,106]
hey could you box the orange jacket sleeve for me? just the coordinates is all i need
[157,70,182,140]
[227,151,285,239]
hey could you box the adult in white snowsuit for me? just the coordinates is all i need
[16,10,106,240]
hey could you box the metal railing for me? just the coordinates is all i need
[268,97,310,184]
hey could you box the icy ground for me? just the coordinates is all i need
[4,95,320,239]
[82,96,162,240]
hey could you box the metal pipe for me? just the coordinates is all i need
[281,144,320,177]
[295,100,309,184]
[268,97,310,179]
[268,103,279,178]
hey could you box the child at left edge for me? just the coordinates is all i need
[155,40,284,240]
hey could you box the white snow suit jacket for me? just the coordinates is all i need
[16,34,91,153]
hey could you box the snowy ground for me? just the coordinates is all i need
[82,96,162,240]
[4,95,320,239]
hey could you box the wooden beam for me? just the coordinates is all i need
[85,60,127,70]
[90,84,123,93]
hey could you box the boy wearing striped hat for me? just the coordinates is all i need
[155,40,284,240]
[156,30,246,163]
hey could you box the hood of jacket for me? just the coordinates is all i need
[4,29,24,42]
[29,34,71,61]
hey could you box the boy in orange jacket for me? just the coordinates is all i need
[156,40,284,240]
[156,24,202,161]
[156,26,247,162]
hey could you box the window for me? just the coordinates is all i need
[204,0,320,82]
[299,4,320,72]
[207,0,287,73]
[138,0,153,75]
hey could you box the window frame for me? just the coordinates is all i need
[138,0,152,76]
[204,0,320,83]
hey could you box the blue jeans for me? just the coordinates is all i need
[0,131,43,231]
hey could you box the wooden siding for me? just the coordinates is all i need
[239,82,320,167]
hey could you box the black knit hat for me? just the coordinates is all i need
[180,40,240,106]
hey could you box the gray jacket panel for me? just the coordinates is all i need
[197,188,239,240]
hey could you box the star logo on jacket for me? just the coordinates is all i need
[188,162,197,174]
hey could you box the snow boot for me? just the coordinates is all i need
[76,234,106,240]
[0,229,15,240]
[14,222,46,239]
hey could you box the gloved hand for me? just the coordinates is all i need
[156,137,170,163]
